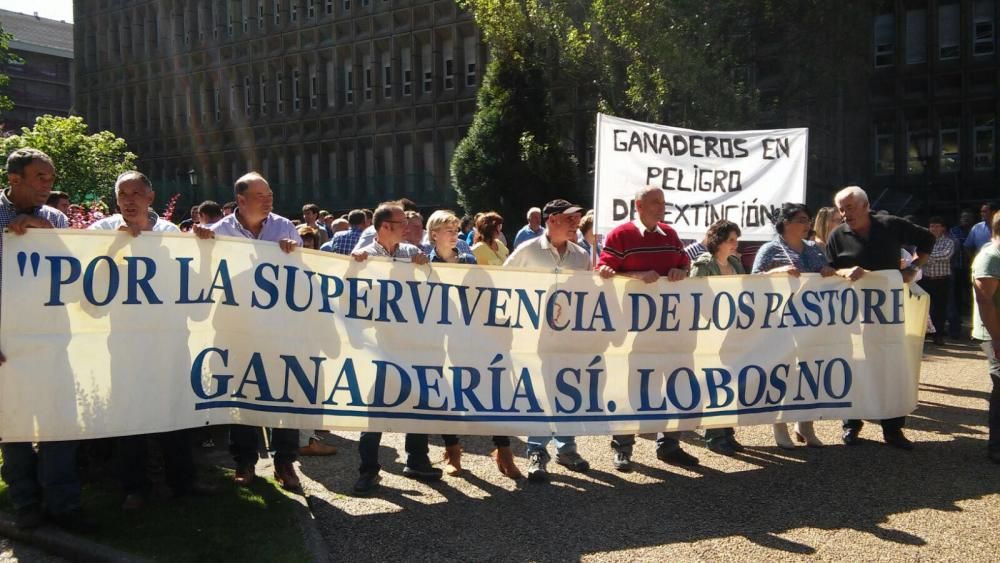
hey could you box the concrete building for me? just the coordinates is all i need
[0,9,74,132]
[73,0,484,214]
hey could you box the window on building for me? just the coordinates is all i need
[401,47,412,95]
[308,0,316,18]
[345,63,354,104]
[326,0,334,15]
[215,88,222,121]
[343,0,351,12]
[939,3,960,60]
[230,84,238,116]
[383,55,392,98]
[874,13,895,67]
[464,37,477,86]
[906,127,930,174]
[260,75,268,114]
[274,0,281,25]
[310,68,318,108]
[277,71,285,112]
[258,0,265,29]
[974,0,996,56]
[326,61,336,107]
[293,69,302,110]
[443,39,454,90]
[422,44,433,93]
[291,2,298,22]
[974,115,995,169]
[939,118,961,172]
[364,56,373,101]
[905,9,926,64]
[244,77,252,115]
[362,0,370,7]
[875,125,895,175]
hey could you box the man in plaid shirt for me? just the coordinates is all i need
[321,208,366,254]
[919,216,956,345]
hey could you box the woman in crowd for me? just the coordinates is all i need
[752,202,836,449]
[690,220,746,456]
[297,224,320,250]
[471,211,509,266]
[426,210,522,479]
[811,206,842,259]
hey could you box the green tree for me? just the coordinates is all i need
[0,23,22,114]
[0,115,137,203]
[451,54,579,226]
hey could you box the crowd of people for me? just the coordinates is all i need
[2,147,999,534]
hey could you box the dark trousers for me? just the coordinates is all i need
[611,432,681,454]
[358,433,430,475]
[441,435,509,447]
[118,430,195,496]
[229,425,298,466]
[0,441,81,514]
[980,341,1000,453]
[919,277,950,337]
[843,417,905,434]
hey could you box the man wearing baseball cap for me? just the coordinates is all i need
[504,198,592,482]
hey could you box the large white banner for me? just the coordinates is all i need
[594,113,808,241]
[0,231,926,442]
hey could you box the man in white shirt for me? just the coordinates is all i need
[504,199,592,482]
[88,171,180,234]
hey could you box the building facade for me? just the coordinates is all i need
[0,10,74,132]
[74,0,484,214]
[864,0,998,215]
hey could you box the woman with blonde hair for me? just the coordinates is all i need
[811,206,842,258]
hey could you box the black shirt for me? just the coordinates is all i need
[827,213,935,271]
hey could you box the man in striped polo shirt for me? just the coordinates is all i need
[597,185,698,472]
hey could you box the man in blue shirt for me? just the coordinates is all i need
[194,172,303,490]
[0,148,93,533]
[965,201,999,256]
[512,206,543,250]
[321,208,366,254]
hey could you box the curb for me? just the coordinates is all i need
[0,511,149,563]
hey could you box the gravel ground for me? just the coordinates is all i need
[297,340,999,562]
[0,538,64,563]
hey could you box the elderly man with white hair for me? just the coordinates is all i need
[826,185,935,450]
[513,206,544,250]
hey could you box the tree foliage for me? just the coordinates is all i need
[451,54,578,225]
[0,115,137,203]
[0,23,21,114]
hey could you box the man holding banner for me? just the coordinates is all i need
[828,186,934,450]
[971,212,1000,463]
[596,186,699,471]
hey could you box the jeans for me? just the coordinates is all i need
[980,340,1000,452]
[525,435,577,456]
[610,432,681,455]
[0,440,81,514]
[358,433,430,474]
[118,430,195,495]
[229,425,299,466]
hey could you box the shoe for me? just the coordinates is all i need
[234,464,255,486]
[794,422,824,448]
[555,451,590,472]
[299,438,338,456]
[526,450,549,483]
[353,471,381,496]
[772,423,796,450]
[14,504,44,530]
[273,462,302,490]
[656,447,700,467]
[48,509,98,535]
[492,447,524,480]
[121,493,145,511]
[728,435,746,452]
[442,444,464,476]
[707,440,737,456]
[842,428,862,446]
[402,462,443,481]
[883,430,914,451]
[612,450,633,472]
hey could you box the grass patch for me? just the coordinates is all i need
[1,452,310,562]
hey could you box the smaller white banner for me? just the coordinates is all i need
[594,113,808,241]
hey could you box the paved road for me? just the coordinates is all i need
[297,341,998,561]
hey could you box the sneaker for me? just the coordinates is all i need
[612,450,633,472]
[402,462,443,481]
[555,451,590,472]
[526,450,550,483]
[353,471,381,496]
[14,504,44,530]
[656,447,700,467]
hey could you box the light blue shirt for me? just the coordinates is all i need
[209,210,302,244]
[965,221,992,253]
[513,224,544,249]
[88,211,179,233]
